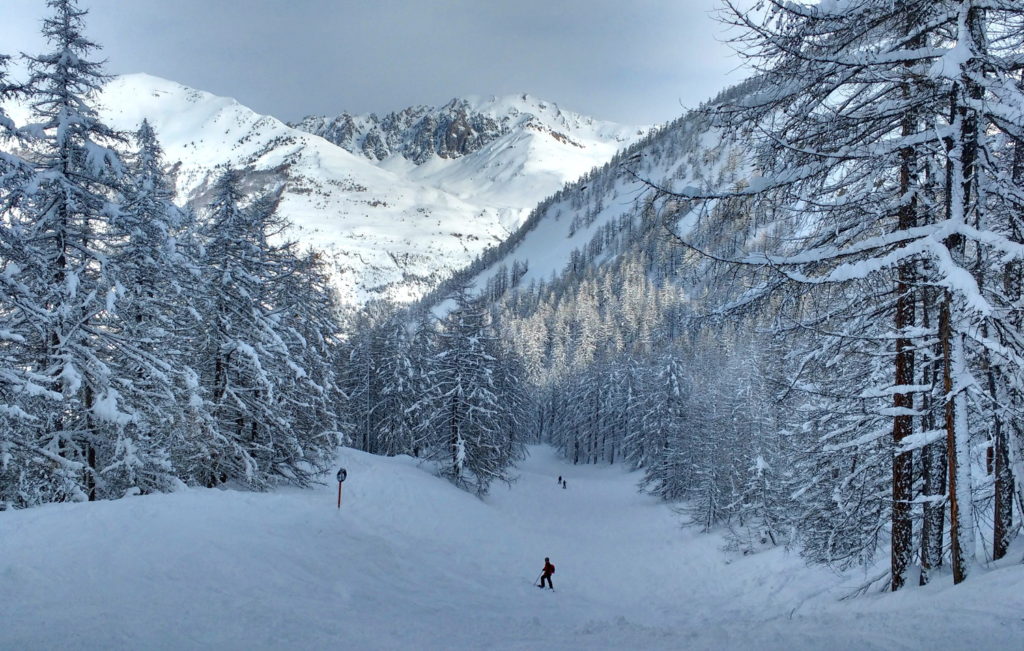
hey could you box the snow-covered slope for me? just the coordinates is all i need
[295,95,640,232]
[93,74,645,303]
[3,445,1021,650]
[421,81,745,317]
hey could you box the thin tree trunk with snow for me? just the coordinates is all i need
[941,295,973,584]
[891,91,919,591]
[919,293,946,586]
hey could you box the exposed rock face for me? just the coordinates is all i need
[293,99,509,163]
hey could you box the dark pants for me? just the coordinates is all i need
[540,573,553,589]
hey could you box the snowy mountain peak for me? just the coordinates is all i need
[88,74,646,303]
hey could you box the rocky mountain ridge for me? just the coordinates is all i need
[291,94,632,165]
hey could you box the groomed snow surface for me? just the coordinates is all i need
[2,445,1022,650]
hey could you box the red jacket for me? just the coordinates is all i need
[543,562,555,575]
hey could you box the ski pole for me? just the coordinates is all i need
[535,572,543,586]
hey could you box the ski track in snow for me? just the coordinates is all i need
[2,445,1023,650]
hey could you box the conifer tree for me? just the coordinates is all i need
[14,0,134,502]
[97,119,199,496]
[275,250,345,458]
[0,52,49,508]
[416,287,523,495]
[370,317,416,456]
[196,172,336,487]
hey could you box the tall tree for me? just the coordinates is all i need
[15,0,133,502]
[415,287,524,495]
[100,119,197,496]
[0,52,52,508]
[196,172,336,488]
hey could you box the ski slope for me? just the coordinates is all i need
[2,446,1022,650]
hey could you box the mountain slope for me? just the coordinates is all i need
[3,445,1021,650]
[418,80,750,318]
[93,75,645,303]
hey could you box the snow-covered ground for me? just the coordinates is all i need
[2,445,1022,650]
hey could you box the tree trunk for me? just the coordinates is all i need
[891,286,914,590]
[891,90,918,591]
[940,5,984,582]
[941,294,972,584]
[993,80,1024,562]
[919,440,947,585]
[84,383,97,501]
[991,374,1012,560]
[450,395,461,480]
[920,290,947,586]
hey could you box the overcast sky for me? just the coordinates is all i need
[2,0,750,126]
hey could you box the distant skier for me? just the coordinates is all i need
[538,557,555,589]
[562,479,567,489]
[558,475,562,485]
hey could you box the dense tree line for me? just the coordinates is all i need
[487,209,796,553]
[0,0,344,508]
[338,287,528,496]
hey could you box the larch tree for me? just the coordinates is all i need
[196,171,337,488]
[16,0,134,502]
[415,286,524,496]
[0,51,52,508]
[101,119,195,496]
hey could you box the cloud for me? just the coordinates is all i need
[0,0,750,125]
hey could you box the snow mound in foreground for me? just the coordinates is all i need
[1,446,1022,650]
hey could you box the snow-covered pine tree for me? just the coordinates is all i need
[0,52,53,508]
[940,0,1024,574]
[640,353,691,502]
[493,338,532,455]
[11,0,138,503]
[371,316,417,456]
[0,54,27,194]
[714,339,791,551]
[601,354,644,466]
[615,356,648,470]
[406,317,438,458]
[195,171,335,488]
[992,72,1024,565]
[416,286,523,495]
[341,299,392,454]
[100,119,196,496]
[272,249,345,463]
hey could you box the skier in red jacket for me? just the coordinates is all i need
[539,557,555,589]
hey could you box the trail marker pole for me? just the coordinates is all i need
[336,467,347,509]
